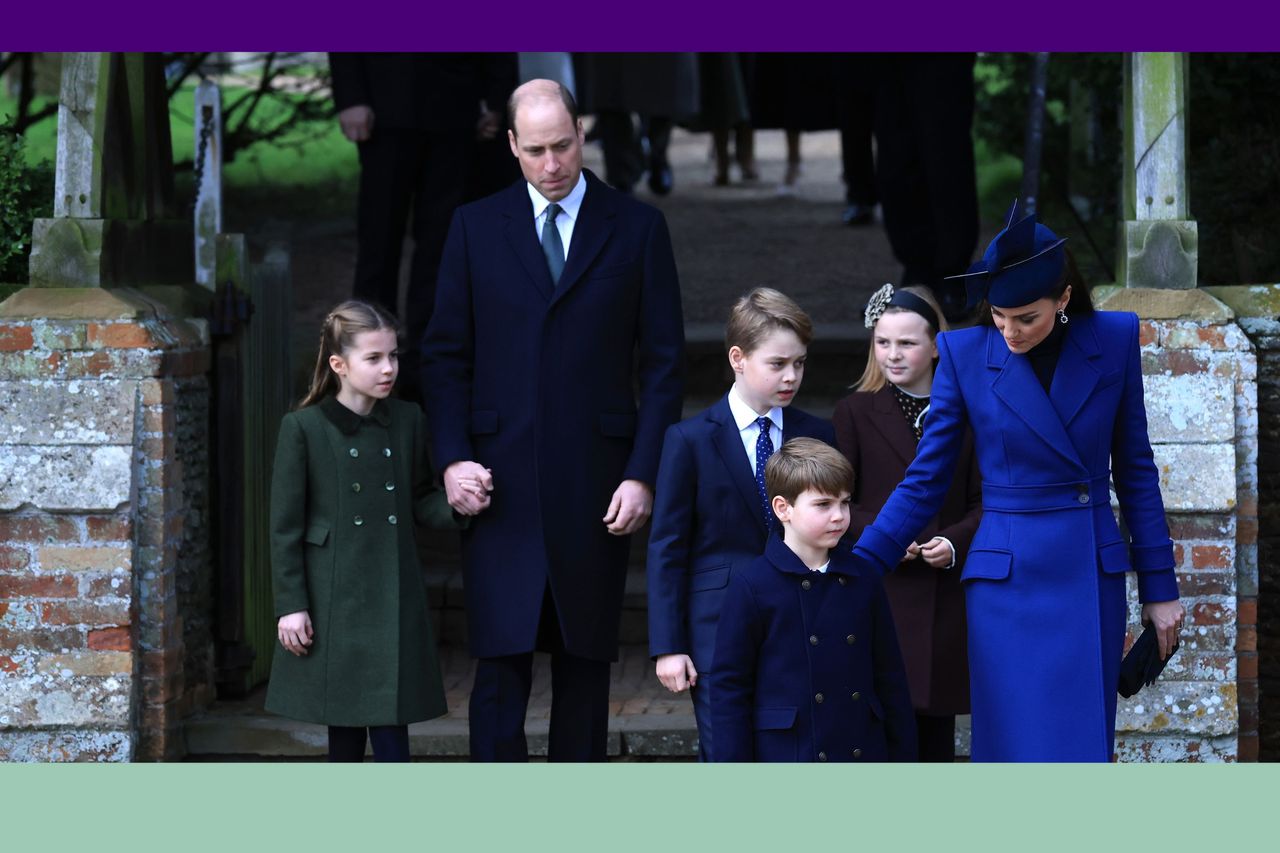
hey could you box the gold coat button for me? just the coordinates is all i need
[815,693,824,703]
[353,515,364,526]
[801,579,812,590]
[818,751,827,762]
[851,692,861,701]
[388,515,397,525]
[846,634,856,644]
[349,448,359,458]
[809,635,819,646]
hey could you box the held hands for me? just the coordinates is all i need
[656,654,698,693]
[903,537,954,568]
[278,610,313,657]
[603,479,653,535]
[1141,599,1185,660]
[444,461,494,516]
[337,105,374,143]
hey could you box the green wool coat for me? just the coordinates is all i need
[264,395,456,727]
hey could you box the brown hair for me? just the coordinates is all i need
[298,300,400,409]
[725,287,814,355]
[855,285,948,393]
[765,437,855,507]
[977,247,1094,326]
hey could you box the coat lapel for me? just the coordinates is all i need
[987,328,1084,469]
[1049,314,1103,427]
[710,395,769,537]
[551,171,616,307]
[866,386,918,468]
[501,181,555,302]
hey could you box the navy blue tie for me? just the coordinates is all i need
[754,415,775,531]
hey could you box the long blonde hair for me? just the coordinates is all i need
[298,300,400,409]
[854,286,948,393]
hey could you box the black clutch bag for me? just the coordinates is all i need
[1117,623,1179,698]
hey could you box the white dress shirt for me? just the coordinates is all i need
[527,172,587,259]
[727,385,783,472]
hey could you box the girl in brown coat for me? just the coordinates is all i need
[832,284,982,761]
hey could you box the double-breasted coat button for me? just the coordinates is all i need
[815,693,824,703]
[818,751,827,762]
[1077,484,1090,504]
[837,576,847,586]
[801,579,812,590]
[383,448,392,457]
[851,691,861,701]
[349,448,359,458]
[1078,493,1090,504]
[809,635,819,646]
[852,748,862,759]
[352,482,361,493]
[385,481,395,491]
[846,634,856,644]
[353,515,364,526]
[388,515,397,525]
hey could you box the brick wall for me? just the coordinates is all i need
[0,296,213,761]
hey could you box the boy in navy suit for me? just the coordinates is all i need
[647,288,835,760]
[711,438,916,761]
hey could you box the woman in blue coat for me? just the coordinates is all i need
[853,209,1185,762]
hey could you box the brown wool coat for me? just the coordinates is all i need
[833,386,982,715]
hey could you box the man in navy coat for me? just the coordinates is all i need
[422,79,685,761]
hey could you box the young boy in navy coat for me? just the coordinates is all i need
[711,438,916,762]
[647,289,836,761]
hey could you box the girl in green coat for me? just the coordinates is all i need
[266,301,478,761]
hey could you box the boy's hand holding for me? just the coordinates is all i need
[444,461,494,516]
[656,654,698,693]
[278,610,313,657]
[603,479,653,535]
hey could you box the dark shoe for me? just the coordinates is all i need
[841,203,875,226]
[648,164,674,196]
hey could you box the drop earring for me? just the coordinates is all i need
[1057,308,1069,325]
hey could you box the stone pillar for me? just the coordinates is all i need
[1099,287,1252,761]
[1119,53,1198,290]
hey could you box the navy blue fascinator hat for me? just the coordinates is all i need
[947,202,1068,309]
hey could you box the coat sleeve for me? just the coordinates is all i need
[422,210,477,472]
[870,576,918,761]
[624,210,686,485]
[1109,312,1178,603]
[708,573,762,762]
[832,396,880,538]
[269,413,311,617]
[412,405,468,531]
[328,53,371,113]
[646,423,697,658]
[935,435,983,565]
[854,333,970,573]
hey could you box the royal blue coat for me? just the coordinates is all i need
[422,171,685,661]
[854,311,1178,762]
[710,537,917,762]
[646,395,836,670]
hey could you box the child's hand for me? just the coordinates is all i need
[603,479,653,535]
[919,537,955,568]
[444,461,494,515]
[278,610,314,656]
[656,654,698,693]
[903,542,921,562]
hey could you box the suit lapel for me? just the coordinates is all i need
[710,396,769,537]
[987,328,1084,469]
[866,387,918,468]
[501,181,555,302]
[551,171,615,307]
[1049,314,1103,427]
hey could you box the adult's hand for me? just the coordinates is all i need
[603,479,653,535]
[277,610,313,657]
[338,105,374,143]
[919,537,955,569]
[655,654,698,693]
[1141,599,1185,660]
[444,460,494,516]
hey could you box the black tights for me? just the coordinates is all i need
[327,725,411,762]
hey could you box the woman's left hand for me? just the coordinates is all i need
[1141,599,1185,660]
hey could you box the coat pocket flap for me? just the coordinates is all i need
[689,566,730,592]
[961,548,1013,581]
[753,706,797,731]
[1097,540,1131,574]
[304,522,330,547]
[598,412,637,438]
[469,410,499,435]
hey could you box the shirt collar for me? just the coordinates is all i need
[727,385,783,433]
[318,395,392,436]
[527,172,586,223]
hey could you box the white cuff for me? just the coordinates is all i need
[937,536,957,570]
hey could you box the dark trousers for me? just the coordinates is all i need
[837,56,877,207]
[915,713,957,763]
[327,724,411,762]
[595,111,673,191]
[690,677,714,762]
[468,586,612,762]
[353,128,471,400]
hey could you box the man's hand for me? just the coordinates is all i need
[444,460,494,516]
[603,479,653,535]
[277,610,313,657]
[919,537,955,568]
[655,654,698,693]
[338,105,375,143]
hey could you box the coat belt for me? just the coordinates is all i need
[982,475,1112,513]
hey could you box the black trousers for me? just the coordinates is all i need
[837,56,877,207]
[595,111,673,191]
[353,128,471,401]
[915,713,957,763]
[327,724,411,762]
[468,585,611,762]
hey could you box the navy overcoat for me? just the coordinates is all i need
[710,537,917,762]
[423,171,685,661]
[854,311,1178,761]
